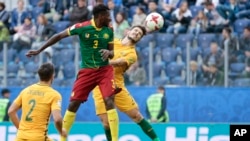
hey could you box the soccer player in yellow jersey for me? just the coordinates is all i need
[93,25,160,141]
[8,63,67,141]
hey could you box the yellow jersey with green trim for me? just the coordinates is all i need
[67,19,114,68]
[112,38,137,87]
[14,83,62,140]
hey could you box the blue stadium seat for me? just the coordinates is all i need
[59,48,75,64]
[7,78,22,87]
[21,78,39,86]
[24,61,39,78]
[52,78,64,87]
[165,62,184,79]
[18,49,35,65]
[59,36,74,48]
[233,19,250,35]
[153,77,169,86]
[155,33,174,48]
[181,47,201,63]
[161,47,179,64]
[31,6,43,21]
[190,5,204,17]
[62,62,76,79]
[197,34,217,50]
[28,0,40,7]
[7,62,19,78]
[7,49,17,63]
[53,21,70,33]
[233,78,250,87]
[229,63,245,78]
[136,34,154,49]
[175,34,194,49]
[153,63,164,78]
[170,76,185,85]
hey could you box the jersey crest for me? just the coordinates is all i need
[85,33,90,38]
[103,33,109,39]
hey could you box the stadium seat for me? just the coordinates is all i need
[7,78,22,87]
[153,63,164,78]
[28,0,40,7]
[165,62,184,79]
[175,34,194,49]
[233,19,250,35]
[21,78,39,86]
[155,33,174,48]
[18,49,35,65]
[23,61,39,78]
[7,62,19,78]
[0,50,3,62]
[197,33,217,50]
[233,78,250,87]
[161,47,179,65]
[229,63,245,78]
[153,77,169,86]
[59,36,74,48]
[31,6,43,21]
[52,78,64,87]
[170,76,186,85]
[189,5,204,17]
[53,21,70,33]
[62,62,76,79]
[181,47,201,63]
[136,34,154,49]
[7,49,17,63]
[59,48,75,64]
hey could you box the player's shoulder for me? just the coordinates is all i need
[71,20,92,30]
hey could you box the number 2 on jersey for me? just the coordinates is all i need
[93,40,98,48]
[25,99,36,121]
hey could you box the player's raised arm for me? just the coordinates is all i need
[26,30,70,57]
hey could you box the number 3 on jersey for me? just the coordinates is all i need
[93,40,98,48]
[25,99,36,121]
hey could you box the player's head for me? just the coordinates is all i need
[1,88,10,98]
[157,86,165,95]
[38,63,55,84]
[127,25,146,43]
[92,4,111,26]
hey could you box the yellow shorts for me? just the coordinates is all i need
[92,86,138,115]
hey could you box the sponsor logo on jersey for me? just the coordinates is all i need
[85,33,90,38]
[103,33,109,39]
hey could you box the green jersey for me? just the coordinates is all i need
[67,19,113,68]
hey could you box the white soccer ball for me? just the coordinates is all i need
[144,12,164,32]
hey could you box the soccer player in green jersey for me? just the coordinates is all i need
[26,4,120,141]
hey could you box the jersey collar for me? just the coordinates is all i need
[91,19,102,31]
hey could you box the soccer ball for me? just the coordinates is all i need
[144,12,164,32]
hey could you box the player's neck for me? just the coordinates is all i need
[94,18,103,28]
[122,37,134,46]
[38,81,51,86]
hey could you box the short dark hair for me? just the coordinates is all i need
[92,4,109,18]
[0,2,5,9]
[131,25,147,36]
[223,26,232,34]
[158,86,165,91]
[38,63,54,82]
[1,88,10,96]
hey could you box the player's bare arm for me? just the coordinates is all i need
[8,103,20,129]
[26,30,69,57]
[109,58,128,67]
[99,43,114,60]
[52,109,67,137]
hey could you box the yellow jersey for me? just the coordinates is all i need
[14,83,62,140]
[112,38,137,87]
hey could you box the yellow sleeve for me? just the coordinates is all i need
[51,93,62,111]
[123,50,137,67]
[14,92,23,107]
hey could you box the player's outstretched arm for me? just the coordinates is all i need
[26,30,70,57]
[52,109,67,138]
[8,103,20,129]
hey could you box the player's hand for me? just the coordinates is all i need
[26,50,41,57]
[99,49,112,61]
[61,128,68,138]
